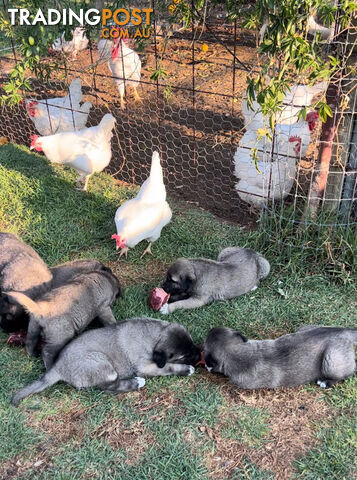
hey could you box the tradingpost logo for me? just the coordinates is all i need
[8,8,153,39]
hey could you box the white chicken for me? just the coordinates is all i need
[51,27,89,57]
[234,137,301,209]
[24,78,92,136]
[112,151,172,258]
[242,81,327,130]
[239,110,319,160]
[29,113,116,191]
[307,15,333,40]
[107,35,141,109]
[259,14,332,44]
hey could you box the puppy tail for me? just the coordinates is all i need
[12,368,61,407]
[257,256,270,280]
[3,291,42,316]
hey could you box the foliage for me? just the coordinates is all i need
[242,0,357,123]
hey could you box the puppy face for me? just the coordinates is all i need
[153,323,200,368]
[0,294,29,332]
[161,259,196,301]
[203,327,247,373]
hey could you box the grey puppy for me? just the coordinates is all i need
[50,259,112,287]
[12,318,201,406]
[4,269,121,370]
[0,239,112,332]
[160,247,270,314]
[0,232,52,332]
[203,325,357,389]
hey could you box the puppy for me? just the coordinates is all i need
[203,325,357,389]
[50,259,113,288]
[4,270,121,370]
[160,247,270,314]
[12,318,200,406]
[1,254,111,333]
[0,232,52,332]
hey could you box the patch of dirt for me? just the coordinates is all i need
[0,453,50,480]
[91,417,155,466]
[29,401,89,444]
[199,372,331,480]
[106,257,168,286]
[0,401,91,480]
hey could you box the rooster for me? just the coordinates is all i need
[112,151,172,258]
[242,82,327,131]
[51,27,89,57]
[106,35,141,109]
[24,78,92,136]
[30,114,116,191]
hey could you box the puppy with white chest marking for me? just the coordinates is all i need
[3,269,121,370]
[160,247,270,314]
[11,317,200,406]
[203,325,357,389]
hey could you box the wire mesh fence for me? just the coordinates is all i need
[0,1,356,261]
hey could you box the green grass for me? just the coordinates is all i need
[0,143,356,479]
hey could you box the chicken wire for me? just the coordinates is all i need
[0,2,356,257]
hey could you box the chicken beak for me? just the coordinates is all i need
[115,244,119,251]
[30,146,34,150]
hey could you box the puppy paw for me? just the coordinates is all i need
[181,365,195,376]
[317,379,327,388]
[135,377,146,389]
[159,303,169,315]
[187,365,195,376]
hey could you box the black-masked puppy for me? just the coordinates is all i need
[4,270,121,370]
[160,247,270,314]
[0,233,52,332]
[12,318,200,406]
[203,325,357,389]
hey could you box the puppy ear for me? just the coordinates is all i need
[235,331,248,342]
[153,350,167,368]
[184,271,196,294]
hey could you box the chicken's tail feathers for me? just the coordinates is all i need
[12,369,61,407]
[150,150,163,177]
[68,78,83,105]
[99,113,116,133]
[81,101,93,114]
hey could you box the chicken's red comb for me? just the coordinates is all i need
[111,234,126,249]
[30,134,39,142]
[289,135,302,155]
[48,47,54,55]
[306,110,319,122]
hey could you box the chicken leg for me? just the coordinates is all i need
[82,174,92,192]
[76,173,91,192]
[140,242,153,258]
[75,173,86,190]
[133,86,141,102]
[119,246,129,258]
